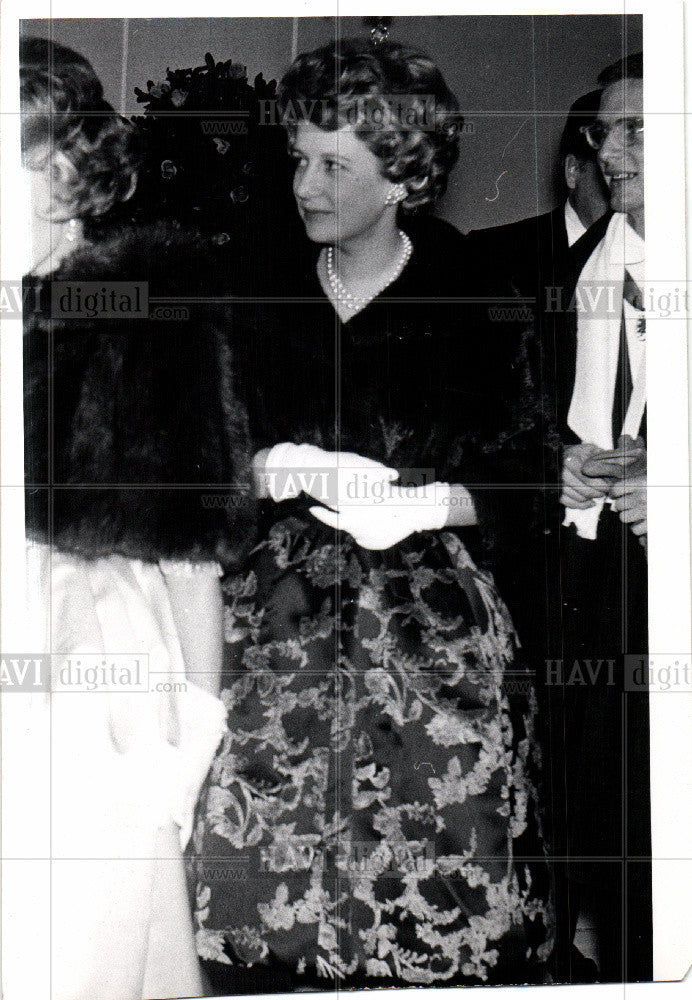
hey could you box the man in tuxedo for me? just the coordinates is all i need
[556,52,651,983]
[461,98,612,837]
[468,75,650,982]
[466,90,610,321]
[463,94,612,649]
[460,96,612,985]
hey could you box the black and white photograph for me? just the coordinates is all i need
[1,2,690,999]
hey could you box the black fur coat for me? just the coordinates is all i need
[24,222,255,567]
[229,217,561,648]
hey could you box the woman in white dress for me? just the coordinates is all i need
[18,36,254,999]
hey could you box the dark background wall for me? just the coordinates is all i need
[22,15,642,233]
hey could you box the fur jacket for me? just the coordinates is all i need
[23,221,255,567]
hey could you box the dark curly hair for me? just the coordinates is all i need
[279,37,460,212]
[20,35,140,220]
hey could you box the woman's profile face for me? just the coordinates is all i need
[21,154,79,276]
[21,164,55,275]
[290,121,394,246]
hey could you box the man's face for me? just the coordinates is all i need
[565,154,608,228]
[597,77,644,224]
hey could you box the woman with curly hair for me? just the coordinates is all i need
[189,37,554,991]
[19,35,254,999]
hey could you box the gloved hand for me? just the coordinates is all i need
[260,442,399,506]
[309,481,451,550]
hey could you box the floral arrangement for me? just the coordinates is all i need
[129,52,303,286]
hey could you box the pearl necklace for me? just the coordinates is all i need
[326,230,413,313]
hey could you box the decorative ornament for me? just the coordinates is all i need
[363,17,393,47]
[160,159,177,180]
[385,183,407,206]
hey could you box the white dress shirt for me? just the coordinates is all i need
[564,198,587,247]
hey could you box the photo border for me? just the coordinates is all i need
[2,1,690,996]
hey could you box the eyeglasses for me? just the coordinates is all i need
[580,117,644,151]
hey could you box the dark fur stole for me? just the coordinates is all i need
[24,221,255,567]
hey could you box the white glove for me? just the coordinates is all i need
[309,481,451,550]
[262,443,398,506]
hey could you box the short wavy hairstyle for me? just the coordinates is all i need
[279,37,460,212]
[20,36,140,220]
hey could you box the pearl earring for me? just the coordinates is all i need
[385,183,407,206]
[64,218,78,242]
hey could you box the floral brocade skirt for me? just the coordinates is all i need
[187,515,554,987]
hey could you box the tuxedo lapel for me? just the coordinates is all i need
[547,204,570,270]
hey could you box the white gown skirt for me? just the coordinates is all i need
[4,543,225,1000]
